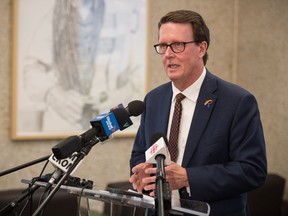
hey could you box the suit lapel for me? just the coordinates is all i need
[159,85,173,134]
[182,71,218,167]
[151,83,173,135]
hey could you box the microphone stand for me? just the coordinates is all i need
[155,154,171,216]
[0,185,41,216]
[0,155,50,215]
[0,155,50,177]
[32,136,102,216]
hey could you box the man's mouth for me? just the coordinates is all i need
[168,64,179,69]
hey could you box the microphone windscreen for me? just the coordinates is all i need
[52,136,82,159]
[127,100,145,116]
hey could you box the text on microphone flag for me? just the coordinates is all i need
[49,152,83,174]
[105,115,117,132]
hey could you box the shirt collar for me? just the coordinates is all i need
[172,67,206,103]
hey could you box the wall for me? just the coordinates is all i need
[1,0,288,212]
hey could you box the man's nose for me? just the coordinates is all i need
[164,46,175,57]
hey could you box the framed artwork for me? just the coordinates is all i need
[11,0,148,140]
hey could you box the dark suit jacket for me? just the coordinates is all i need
[130,70,267,216]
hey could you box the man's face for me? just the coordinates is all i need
[158,22,205,90]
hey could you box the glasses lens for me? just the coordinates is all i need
[171,42,185,53]
[156,44,167,54]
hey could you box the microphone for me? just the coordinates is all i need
[147,133,172,215]
[145,133,171,165]
[110,100,144,130]
[90,100,145,137]
[45,130,98,190]
[52,128,97,160]
[125,100,145,117]
[46,129,98,187]
[111,100,145,117]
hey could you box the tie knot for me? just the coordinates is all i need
[176,93,186,102]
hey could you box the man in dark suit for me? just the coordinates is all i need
[129,10,267,216]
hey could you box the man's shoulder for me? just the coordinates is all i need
[147,82,172,97]
[206,70,252,97]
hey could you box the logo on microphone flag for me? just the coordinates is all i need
[149,143,159,155]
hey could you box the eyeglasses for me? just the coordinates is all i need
[153,41,197,54]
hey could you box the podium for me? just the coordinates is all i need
[20,179,210,216]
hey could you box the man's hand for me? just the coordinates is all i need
[165,162,189,190]
[129,162,153,193]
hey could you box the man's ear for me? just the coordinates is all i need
[198,41,208,58]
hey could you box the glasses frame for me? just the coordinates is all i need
[153,41,197,54]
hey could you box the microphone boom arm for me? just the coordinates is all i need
[0,155,50,177]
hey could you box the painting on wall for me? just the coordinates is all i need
[11,0,148,140]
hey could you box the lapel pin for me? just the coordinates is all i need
[204,99,213,108]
